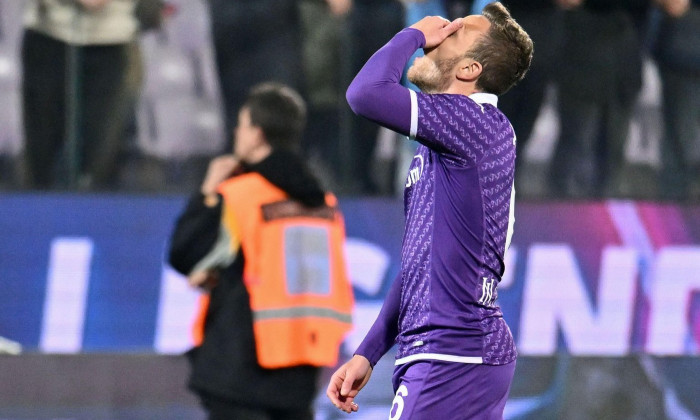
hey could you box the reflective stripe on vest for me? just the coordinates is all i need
[253,306,353,324]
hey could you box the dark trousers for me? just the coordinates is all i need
[207,0,302,145]
[498,9,562,174]
[550,93,634,198]
[346,2,404,194]
[659,67,700,200]
[21,29,133,189]
[548,8,642,199]
[202,393,313,420]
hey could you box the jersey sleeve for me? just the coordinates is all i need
[346,28,425,136]
[354,272,401,366]
[346,26,501,166]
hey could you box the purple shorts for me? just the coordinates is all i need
[389,360,516,420]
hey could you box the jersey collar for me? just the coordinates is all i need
[468,92,498,107]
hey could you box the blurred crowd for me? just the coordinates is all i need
[0,0,697,200]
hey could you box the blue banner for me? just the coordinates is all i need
[1,194,699,356]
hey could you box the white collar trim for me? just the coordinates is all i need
[469,92,498,107]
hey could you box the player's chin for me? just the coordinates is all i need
[406,65,422,86]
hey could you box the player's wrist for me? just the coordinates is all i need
[352,352,375,368]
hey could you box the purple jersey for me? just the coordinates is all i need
[350,28,516,366]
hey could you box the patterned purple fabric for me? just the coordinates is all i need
[349,28,516,366]
[397,93,517,365]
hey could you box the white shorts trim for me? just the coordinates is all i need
[395,353,484,365]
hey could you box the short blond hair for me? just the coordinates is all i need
[469,2,533,95]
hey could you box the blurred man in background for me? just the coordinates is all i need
[206,0,303,151]
[298,0,352,189]
[654,0,700,201]
[21,0,141,190]
[345,0,404,194]
[548,0,650,198]
[168,83,354,420]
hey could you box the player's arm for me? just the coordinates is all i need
[355,272,402,364]
[655,0,691,17]
[346,17,463,135]
[326,273,402,412]
[167,192,223,276]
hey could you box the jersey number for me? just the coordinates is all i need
[389,384,409,420]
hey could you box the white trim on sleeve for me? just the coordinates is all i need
[409,89,418,139]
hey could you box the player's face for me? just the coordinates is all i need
[407,54,461,93]
[233,107,263,161]
[407,15,491,93]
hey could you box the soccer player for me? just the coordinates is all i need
[326,3,532,418]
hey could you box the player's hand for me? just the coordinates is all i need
[326,355,373,413]
[326,0,352,16]
[77,0,111,11]
[657,0,690,17]
[188,271,219,291]
[555,0,584,10]
[201,154,239,197]
[410,16,464,49]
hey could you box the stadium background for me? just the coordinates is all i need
[1,195,698,419]
[0,1,698,419]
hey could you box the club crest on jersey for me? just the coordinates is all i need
[405,154,424,188]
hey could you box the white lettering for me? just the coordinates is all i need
[404,155,424,188]
[154,264,200,354]
[28,236,700,357]
[40,238,93,353]
[646,247,700,355]
[519,245,638,355]
[344,238,391,296]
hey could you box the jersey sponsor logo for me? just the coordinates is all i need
[405,154,424,188]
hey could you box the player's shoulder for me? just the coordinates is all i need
[416,92,500,114]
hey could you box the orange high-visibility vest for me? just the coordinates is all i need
[216,172,354,369]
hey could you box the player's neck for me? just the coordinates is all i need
[443,80,479,97]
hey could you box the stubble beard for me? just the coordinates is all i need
[407,56,460,94]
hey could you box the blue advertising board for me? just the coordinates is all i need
[1,194,699,357]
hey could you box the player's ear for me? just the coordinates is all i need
[456,59,482,82]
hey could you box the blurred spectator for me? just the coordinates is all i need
[206,0,303,150]
[653,0,700,201]
[473,1,563,181]
[345,0,404,194]
[298,0,352,189]
[548,0,650,198]
[168,83,353,419]
[21,0,142,190]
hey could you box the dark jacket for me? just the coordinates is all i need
[654,0,700,74]
[501,0,557,13]
[557,0,649,103]
[168,149,326,409]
